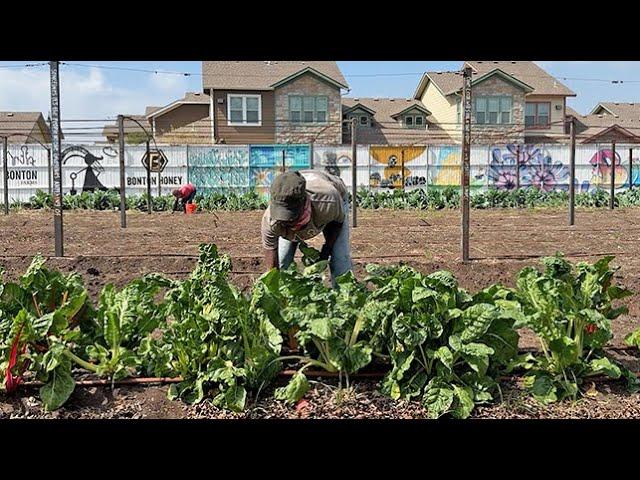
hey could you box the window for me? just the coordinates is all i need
[359,115,369,126]
[474,95,512,125]
[415,116,424,126]
[289,95,329,124]
[405,116,413,127]
[525,102,551,128]
[227,94,261,126]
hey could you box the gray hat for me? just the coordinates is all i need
[270,171,307,222]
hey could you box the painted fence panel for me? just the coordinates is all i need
[313,145,369,188]
[0,144,51,203]
[3,142,640,205]
[187,145,250,194]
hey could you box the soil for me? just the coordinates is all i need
[1,206,640,419]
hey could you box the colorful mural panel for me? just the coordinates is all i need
[187,146,250,193]
[369,146,427,189]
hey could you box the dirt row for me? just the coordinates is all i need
[1,207,639,418]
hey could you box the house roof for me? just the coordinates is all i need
[465,61,576,96]
[589,102,640,118]
[146,92,210,119]
[342,98,451,145]
[566,106,640,143]
[102,115,151,139]
[414,61,575,99]
[201,61,348,91]
[0,111,53,143]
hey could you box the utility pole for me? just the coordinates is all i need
[461,67,472,263]
[2,137,8,215]
[568,117,576,225]
[146,140,151,214]
[118,115,126,227]
[50,61,64,256]
[610,140,616,210]
[351,117,357,228]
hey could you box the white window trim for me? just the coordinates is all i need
[227,94,262,127]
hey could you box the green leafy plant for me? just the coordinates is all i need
[510,253,635,403]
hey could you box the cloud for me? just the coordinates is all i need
[0,64,200,141]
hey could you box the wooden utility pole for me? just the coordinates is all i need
[2,137,8,215]
[351,117,357,228]
[118,115,126,227]
[569,117,576,225]
[146,140,152,214]
[50,61,64,256]
[610,140,616,210]
[461,67,472,263]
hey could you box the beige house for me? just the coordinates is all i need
[413,61,576,144]
[0,112,56,144]
[342,98,452,145]
[566,103,640,144]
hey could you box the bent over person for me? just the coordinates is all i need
[262,169,353,286]
[171,183,197,213]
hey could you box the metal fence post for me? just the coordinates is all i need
[610,140,616,210]
[50,61,64,256]
[2,137,8,215]
[118,115,126,227]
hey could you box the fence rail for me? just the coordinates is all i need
[1,142,638,203]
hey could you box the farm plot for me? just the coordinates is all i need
[1,207,640,418]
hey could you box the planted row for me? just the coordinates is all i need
[0,245,636,417]
[9,186,640,212]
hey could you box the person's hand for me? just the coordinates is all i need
[319,243,331,260]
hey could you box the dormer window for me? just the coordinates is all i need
[403,115,426,129]
[360,115,369,126]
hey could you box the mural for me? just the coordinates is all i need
[313,146,369,188]
[428,146,485,189]
[580,149,630,192]
[62,146,110,193]
[369,146,427,189]
[6,145,40,187]
[187,146,250,194]
[249,145,311,196]
[488,145,570,191]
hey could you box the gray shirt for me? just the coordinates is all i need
[261,170,348,249]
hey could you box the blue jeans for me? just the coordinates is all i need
[278,199,353,287]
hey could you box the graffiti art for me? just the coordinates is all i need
[61,146,108,194]
[370,146,426,189]
[489,144,569,191]
[8,145,36,167]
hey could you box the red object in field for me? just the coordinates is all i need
[585,324,598,334]
[185,203,197,214]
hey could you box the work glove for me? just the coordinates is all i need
[319,243,331,261]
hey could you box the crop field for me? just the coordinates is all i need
[2,206,640,419]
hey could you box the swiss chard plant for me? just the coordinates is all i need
[138,244,282,411]
[0,256,98,411]
[510,253,636,404]
[254,260,374,404]
[362,265,520,418]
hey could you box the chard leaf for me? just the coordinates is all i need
[40,362,75,411]
[452,385,475,419]
[275,372,309,405]
[589,357,621,379]
[423,379,454,419]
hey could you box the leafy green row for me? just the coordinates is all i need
[0,245,636,417]
[10,186,640,212]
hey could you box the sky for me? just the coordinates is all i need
[2,60,640,140]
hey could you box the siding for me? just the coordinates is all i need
[154,104,211,144]
[524,95,566,137]
[214,90,275,144]
[419,81,459,136]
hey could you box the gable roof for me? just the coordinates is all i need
[589,102,640,118]
[0,111,54,143]
[201,61,348,91]
[470,68,534,92]
[342,98,450,145]
[465,61,576,96]
[146,92,210,119]
[414,61,576,99]
[566,106,640,143]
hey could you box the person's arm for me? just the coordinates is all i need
[320,221,343,260]
[171,196,180,213]
[264,248,278,270]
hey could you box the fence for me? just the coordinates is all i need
[1,142,638,203]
